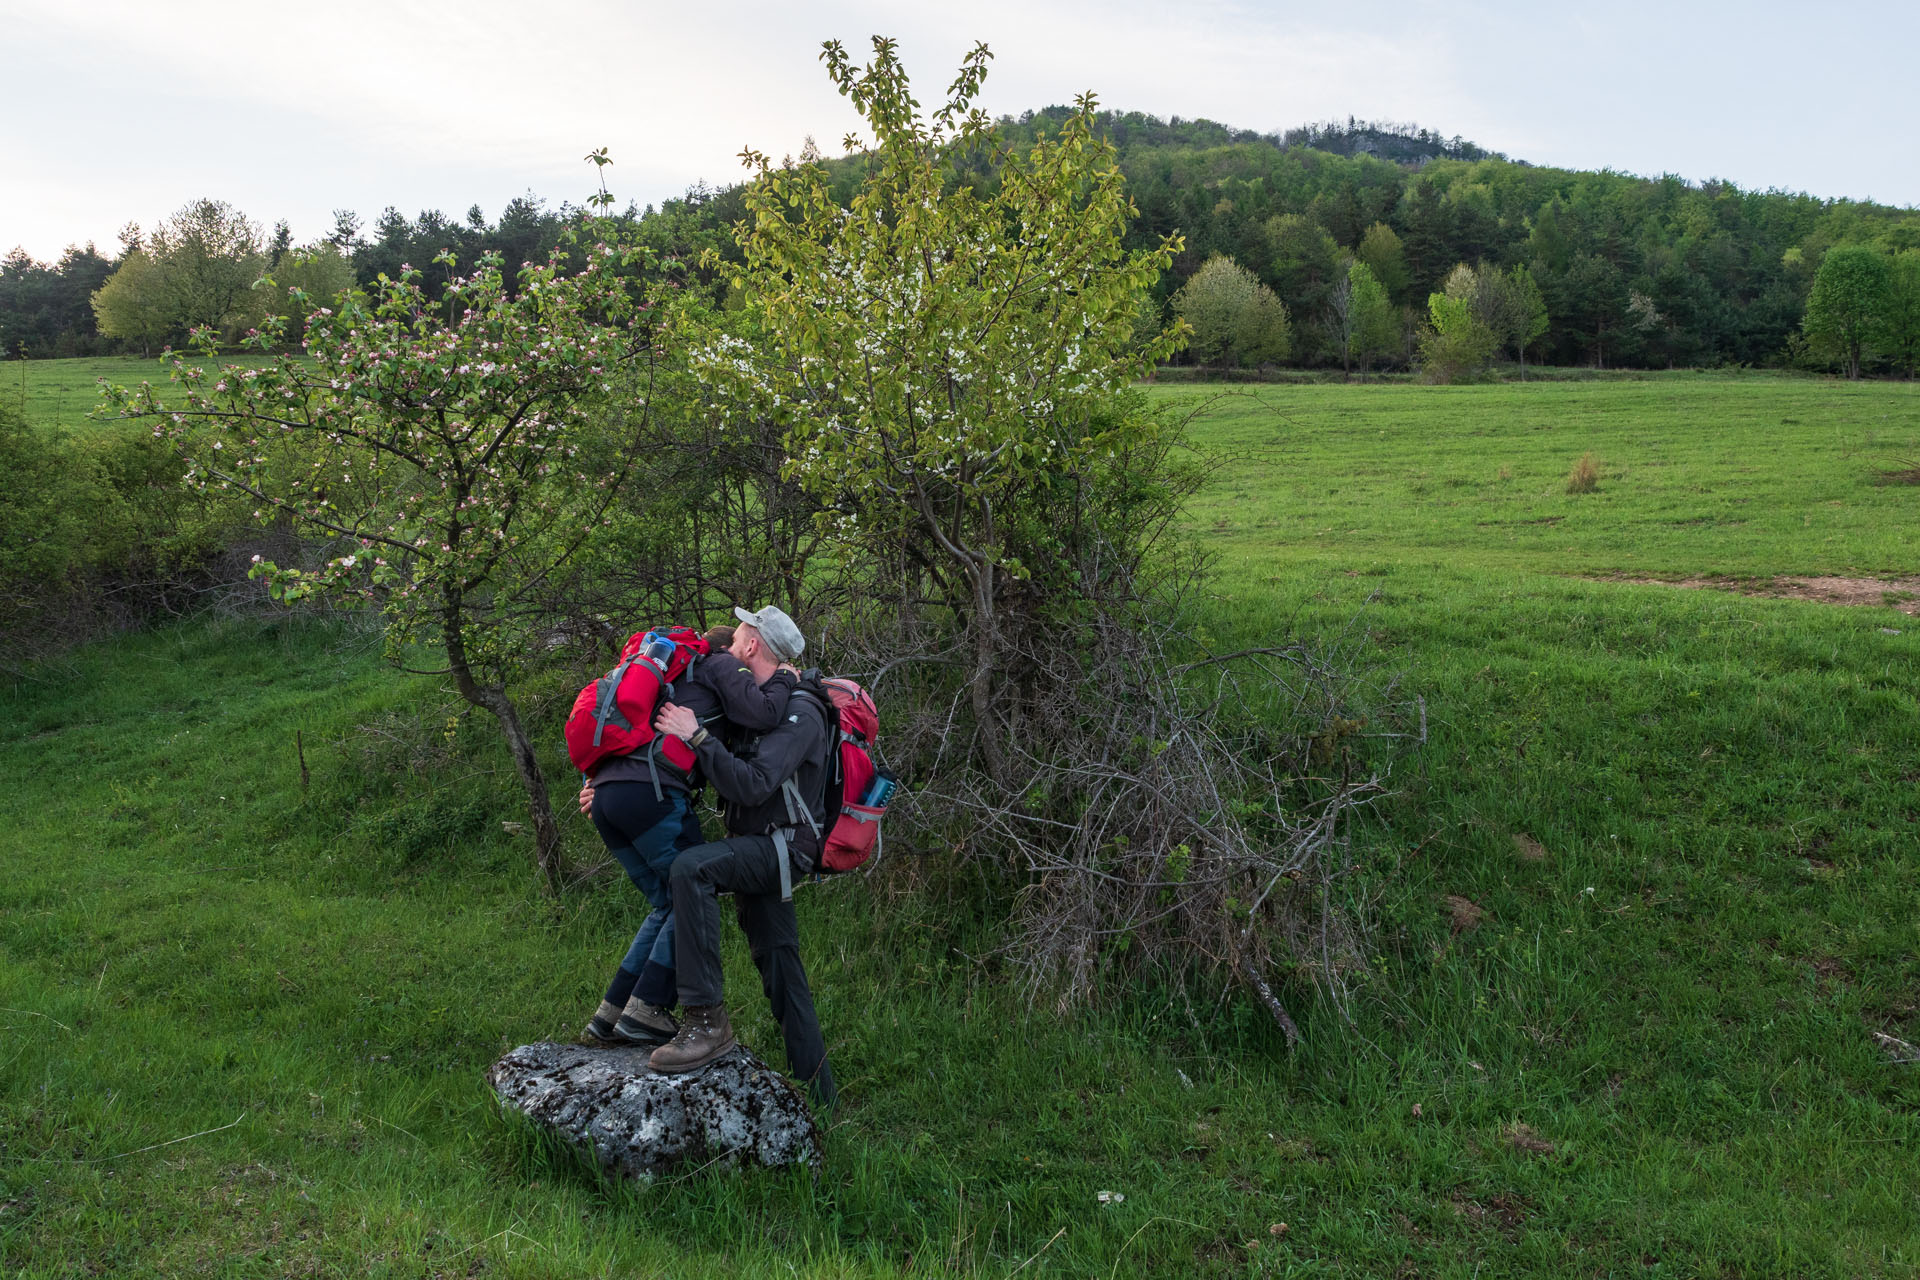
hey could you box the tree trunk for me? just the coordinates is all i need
[475,687,565,895]
[969,570,1008,785]
[444,592,563,894]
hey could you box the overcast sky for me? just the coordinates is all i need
[6,0,1916,262]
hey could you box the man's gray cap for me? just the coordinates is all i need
[733,605,805,662]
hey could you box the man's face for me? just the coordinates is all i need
[730,625,759,661]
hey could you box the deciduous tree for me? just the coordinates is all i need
[1418,265,1497,382]
[147,198,268,342]
[1347,259,1397,377]
[90,248,172,356]
[102,213,662,890]
[263,243,357,344]
[1356,221,1410,303]
[1804,245,1891,379]
[1469,262,1549,378]
[1172,255,1287,368]
[696,37,1184,777]
[1326,260,1356,377]
[1875,249,1919,379]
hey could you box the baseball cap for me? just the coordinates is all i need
[732,605,805,662]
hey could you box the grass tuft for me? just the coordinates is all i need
[1565,451,1601,493]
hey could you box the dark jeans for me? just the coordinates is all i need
[591,783,704,1003]
[671,835,836,1104]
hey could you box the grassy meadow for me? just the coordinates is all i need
[2,368,1918,1277]
[6,354,281,438]
[6,356,173,437]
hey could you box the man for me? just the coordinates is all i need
[648,605,838,1107]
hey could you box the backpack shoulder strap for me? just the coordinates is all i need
[590,653,638,747]
[778,681,840,833]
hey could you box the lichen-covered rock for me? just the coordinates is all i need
[489,1041,822,1179]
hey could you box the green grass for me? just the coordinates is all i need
[6,356,167,436]
[5,354,279,438]
[1171,374,1920,579]
[3,369,1919,1277]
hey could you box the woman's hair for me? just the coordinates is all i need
[703,624,736,650]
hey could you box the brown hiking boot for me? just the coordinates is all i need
[610,996,677,1047]
[648,1004,735,1074]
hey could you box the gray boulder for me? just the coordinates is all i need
[489,1041,823,1179]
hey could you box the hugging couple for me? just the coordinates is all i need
[576,604,837,1107]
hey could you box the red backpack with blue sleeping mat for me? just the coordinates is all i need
[564,626,709,778]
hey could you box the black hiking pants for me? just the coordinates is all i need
[670,835,837,1106]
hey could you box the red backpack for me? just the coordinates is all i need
[564,627,710,784]
[818,677,892,873]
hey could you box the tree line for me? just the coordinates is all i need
[6,112,1919,376]
[999,110,1920,376]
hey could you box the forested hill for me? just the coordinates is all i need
[999,111,1508,165]
[1012,109,1919,370]
[5,112,1918,373]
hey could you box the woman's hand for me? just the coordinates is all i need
[577,782,595,815]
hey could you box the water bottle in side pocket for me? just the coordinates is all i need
[861,769,897,808]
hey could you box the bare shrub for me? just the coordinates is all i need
[820,435,1420,1042]
[1565,453,1601,494]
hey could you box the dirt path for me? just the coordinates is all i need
[1596,574,1920,618]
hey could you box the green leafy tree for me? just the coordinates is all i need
[1468,262,1549,378]
[1804,245,1892,379]
[697,37,1184,776]
[147,198,269,343]
[1875,249,1920,379]
[1172,255,1288,368]
[263,243,358,346]
[102,206,662,890]
[1356,221,1411,303]
[90,248,173,356]
[1263,213,1339,361]
[1345,259,1397,377]
[1418,265,1498,382]
[268,242,355,307]
[1503,265,1550,377]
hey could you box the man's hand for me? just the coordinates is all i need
[655,701,700,742]
[577,782,595,815]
